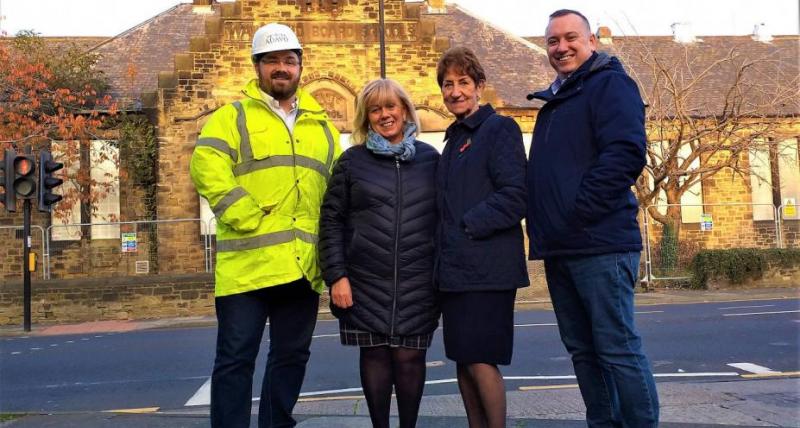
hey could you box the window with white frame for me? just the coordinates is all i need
[90,141,121,239]
[749,140,775,221]
[652,141,703,223]
[50,140,121,241]
[749,138,799,221]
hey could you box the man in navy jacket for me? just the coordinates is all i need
[526,9,659,427]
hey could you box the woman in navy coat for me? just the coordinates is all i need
[435,46,529,428]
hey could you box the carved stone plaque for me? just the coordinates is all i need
[313,89,347,122]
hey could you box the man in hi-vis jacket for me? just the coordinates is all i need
[190,23,340,428]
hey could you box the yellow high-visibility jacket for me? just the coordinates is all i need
[190,79,341,296]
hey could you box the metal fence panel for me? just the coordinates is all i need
[46,219,207,280]
[643,203,780,283]
[0,225,47,282]
[779,203,799,248]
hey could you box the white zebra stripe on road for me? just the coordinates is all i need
[727,363,778,374]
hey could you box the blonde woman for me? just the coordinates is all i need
[319,78,439,428]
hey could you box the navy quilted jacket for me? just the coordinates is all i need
[319,142,439,337]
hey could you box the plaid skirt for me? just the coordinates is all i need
[339,321,433,350]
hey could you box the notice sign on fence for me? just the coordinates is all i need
[700,213,713,231]
[784,198,797,218]
[121,232,138,253]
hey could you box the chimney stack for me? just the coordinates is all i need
[596,26,613,45]
[671,22,696,44]
[752,23,773,43]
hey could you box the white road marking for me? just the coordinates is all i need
[655,372,739,377]
[515,323,558,327]
[298,387,364,397]
[426,360,445,368]
[723,310,800,317]
[311,334,339,339]
[718,304,775,310]
[727,363,778,374]
[185,370,745,406]
[635,311,664,314]
[30,347,42,351]
[11,352,21,355]
[184,378,211,407]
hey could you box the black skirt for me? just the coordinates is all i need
[440,289,517,365]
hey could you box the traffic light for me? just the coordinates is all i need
[13,154,37,200]
[38,150,64,212]
[2,149,17,212]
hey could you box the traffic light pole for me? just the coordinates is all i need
[23,198,31,332]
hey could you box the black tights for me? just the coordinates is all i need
[359,345,427,428]
[456,363,506,428]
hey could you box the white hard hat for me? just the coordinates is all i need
[252,23,302,57]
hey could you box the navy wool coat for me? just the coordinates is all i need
[436,104,529,292]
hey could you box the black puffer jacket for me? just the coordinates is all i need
[319,142,439,337]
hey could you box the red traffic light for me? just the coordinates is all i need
[13,155,36,199]
[14,157,33,175]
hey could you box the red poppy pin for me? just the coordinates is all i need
[459,138,472,154]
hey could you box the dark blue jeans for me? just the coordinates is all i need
[545,252,659,428]
[210,279,319,428]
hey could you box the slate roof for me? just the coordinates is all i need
[427,4,552,108]
[89,3,219,109]
[11,2,796,117]
[526,34,800,117]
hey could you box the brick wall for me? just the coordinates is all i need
[1,263,794,326]
[0,274,216,325]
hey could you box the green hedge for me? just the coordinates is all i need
[690,248,800,289]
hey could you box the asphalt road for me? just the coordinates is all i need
[1,298,798,413]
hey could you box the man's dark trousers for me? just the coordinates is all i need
[545,252,659,428]
[210,278,319,428]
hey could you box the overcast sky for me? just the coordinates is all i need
[1,0,798,37]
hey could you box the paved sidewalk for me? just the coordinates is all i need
[4,377,798,427]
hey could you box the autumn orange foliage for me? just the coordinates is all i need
[0,43,117,148]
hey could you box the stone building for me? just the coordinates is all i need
[1,0,798,282]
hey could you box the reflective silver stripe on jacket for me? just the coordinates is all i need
[232,102,335,179]
[216,228,318,252]
[213,187,248,218]
[233,155,330,179]
[196,137,239,162]
[232,101,253,162]
[318,120,335,170]
[294,229,319,245]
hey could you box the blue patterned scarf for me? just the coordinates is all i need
[365,122,417,161]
